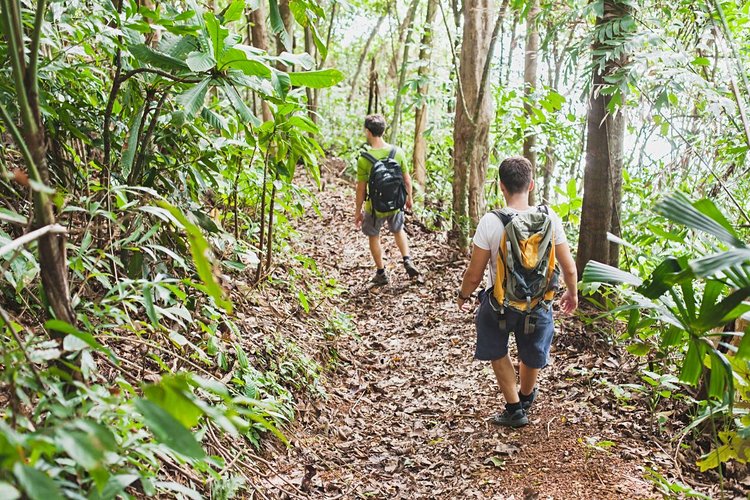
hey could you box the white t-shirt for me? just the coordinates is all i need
[472,207,568,288]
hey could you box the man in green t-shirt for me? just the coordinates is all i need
[354,114,420,285]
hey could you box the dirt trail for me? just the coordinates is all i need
[262,175,658,499]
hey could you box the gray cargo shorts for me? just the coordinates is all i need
[361,211,404,237]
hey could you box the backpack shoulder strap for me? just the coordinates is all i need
[490,209,514,227]
[360,151,378,165]
[388,147,397,160]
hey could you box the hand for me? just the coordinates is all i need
[457,294,474,312]
[405,196,413,211]
[354,210,363,229]
[559,289,578,315]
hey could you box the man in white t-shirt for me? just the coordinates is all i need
[456,156,578,427]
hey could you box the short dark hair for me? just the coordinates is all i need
[498,156,533,194]
[364,114,386,137]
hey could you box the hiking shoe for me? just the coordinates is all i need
[403,259,421,278]
[520,388,537,411]
[491,407,529,428]
[370,272,389,286]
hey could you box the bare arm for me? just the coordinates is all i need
[403,170,414,208]
[458,245,490,310]
[354,181,366,227]
[555,242,578,314]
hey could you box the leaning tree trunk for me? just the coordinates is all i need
[576,0,631,275]
[389,0,420,144]
[0,0,76,335]
[523,0,540,203]
[250,3,273,122]
[452,0,504,250]
[412,0,438,192]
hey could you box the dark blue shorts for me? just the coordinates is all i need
[474,288,555,368]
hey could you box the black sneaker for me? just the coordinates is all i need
[520,388,537,411]
[371,272,389,286]
[403,259,421,278]
[491,406,529,428]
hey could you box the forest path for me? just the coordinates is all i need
[263,172,659,499]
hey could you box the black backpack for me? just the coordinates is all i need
[361,147,407,215]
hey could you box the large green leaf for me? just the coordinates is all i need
[12,464,64,500]
[129,44,189,71]
[690,248,750,278]
[186,51,216,72]
[222,48,273,78]
[221,81,260,126]
[695,288,750,331]
[223,0,245,23]
[636,257,690,299]
[134,399,205,459]
[143,375,204,428]
[708,350,733,402]
[288,68,345,88]
[679,339,705,385]
[736,324,750,360]
[581,260,643,287]
[156,201,232,312]
[203,12,228,60]
[272,69,291,98]
[177,78,211,118]
[275,51,315,70]
[121,104,144,181]
[654,192,745,248]
[269,0,292,51]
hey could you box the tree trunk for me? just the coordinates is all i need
[504,11,519,86]
[348,15,386,106]
[388,2,412,79]
[452,0,502,250]
[523,0,540,204]
[274,0,294,70]
[412,0,438,192]
[367,56,379,115]
[576,0,631,276]
[311,1,338,124]
[389,0,421,144]
[0,0,76,337]
[250,4,273,122]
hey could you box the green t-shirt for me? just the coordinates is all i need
[357,145,409,218]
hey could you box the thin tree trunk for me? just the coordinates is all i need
[412,0,438,191]
[523,0,540,204]
[504,11,519,85]
[0,0,76,336]
[367,56,378,115]
[452,0,505,249]
[275,0,294,70]
[576,0,631,276]
[348,15,386,106]
[388,3,412,79]
[389,0,420,144]
[250,4,273,122]
[311,2,338,124]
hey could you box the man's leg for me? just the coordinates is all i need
[368,235,384,269]
[491,356,521,404]
[391,214,420,277]
[393,229,410,258]
[519,361,540,396]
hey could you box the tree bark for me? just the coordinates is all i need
[250,4,273,122]
[389,0,420,144]
[452,0,501,249]
[348,15,386,106]
[274,0,294,70]
[412,0,438,191]
[523,0,540,203]
[576,0,631,276]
